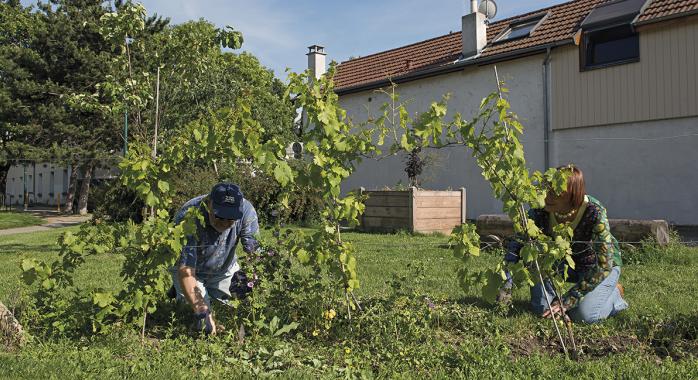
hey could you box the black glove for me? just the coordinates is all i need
[229,271,253,299]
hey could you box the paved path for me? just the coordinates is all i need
[0,210,90,236]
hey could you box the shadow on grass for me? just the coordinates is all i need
[0,244,57,255]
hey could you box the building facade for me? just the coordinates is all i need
[318,0,698,225]
[4,163,118,207]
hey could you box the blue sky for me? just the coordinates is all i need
[135,0,569,78]
[24,0,569,78]
[134,0,569,79]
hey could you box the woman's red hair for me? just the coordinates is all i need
[559,165,586,209]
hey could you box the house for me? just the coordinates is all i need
[307,0,698,226]
[3,162,118,209]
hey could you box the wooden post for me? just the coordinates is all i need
[409,187,416,232]
[359,187,365,230]
[460,187,467,224]
[56,192,61,213]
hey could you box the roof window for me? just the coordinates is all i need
[495,13,547,43]
[579,0,644,70]
[581,24,639,70]
[581,0,646,31]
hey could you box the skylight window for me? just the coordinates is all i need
[579,0,644,70]
[495,14,547,43]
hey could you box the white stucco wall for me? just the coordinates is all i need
[338,55,548,219]
[4,164,72,206]
[4,163,118,206]
[550,116,698,225]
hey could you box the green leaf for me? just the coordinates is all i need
[296,249,309,264]
[273,321,299,337]
[93,292,114,308]
[145,192,157,207]
[157,180,169,193]
[273,162,293,186]
[521,244,538,262]
[482,270,503,303]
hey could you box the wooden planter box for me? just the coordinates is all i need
[359,187,466,235]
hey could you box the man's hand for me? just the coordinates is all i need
[194,309,217,335]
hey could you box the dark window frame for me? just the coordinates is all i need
[580,24,640,71]
[493,12,549,44]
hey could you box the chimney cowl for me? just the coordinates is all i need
[307,45,326,56]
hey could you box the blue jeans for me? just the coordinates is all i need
[530,266,628,323]
[504,239,628,323]
[169,268,234,307]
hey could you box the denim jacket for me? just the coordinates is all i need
[173,194,259,281]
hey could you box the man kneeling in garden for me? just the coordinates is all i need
[169,182,259,335]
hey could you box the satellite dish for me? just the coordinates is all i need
[478,0,498,20]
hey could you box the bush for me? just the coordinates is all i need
[623,230,695,266]
[167,165,220,216]
[94,161,322,225]
[221,162,322,225]
[91,180,145,223]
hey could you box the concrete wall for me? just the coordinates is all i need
[3,163,118,206]
[338,55,548,219]
[550,116,698,225]
[547,17,698,225]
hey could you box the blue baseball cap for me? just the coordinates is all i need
[209,183,244,220]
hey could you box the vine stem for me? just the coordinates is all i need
[532,258,569,357]
[519,205,578,360]
[141,301,148,344]
[486,67,577,359]
[335,224,361,325]
[517,205,570,358]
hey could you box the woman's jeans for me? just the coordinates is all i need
[529,266,628,323]
[504,243,628,323]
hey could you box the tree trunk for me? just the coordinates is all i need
[0,162,10,206]
[62,162,79,214]
[77,160,95,216]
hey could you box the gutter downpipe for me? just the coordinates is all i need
[543,46,552,170]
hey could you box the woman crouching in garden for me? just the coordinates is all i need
[499,165,629,323]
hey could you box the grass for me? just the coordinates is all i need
[0,226,697,378]
[0,212,44,230]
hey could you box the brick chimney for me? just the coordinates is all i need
[307,45,326,80]
[461,1,487,59]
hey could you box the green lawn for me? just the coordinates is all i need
[0,212,44,230]
[0,227,696,378]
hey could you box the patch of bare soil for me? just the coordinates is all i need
[508,332,646,361]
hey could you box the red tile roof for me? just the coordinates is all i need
[636,0,698,24]
[334,0,698,93]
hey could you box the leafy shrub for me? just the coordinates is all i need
[221,162,322,225]
[167,165,220,216]
[91,180,145,223]
[623,230,695,266]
